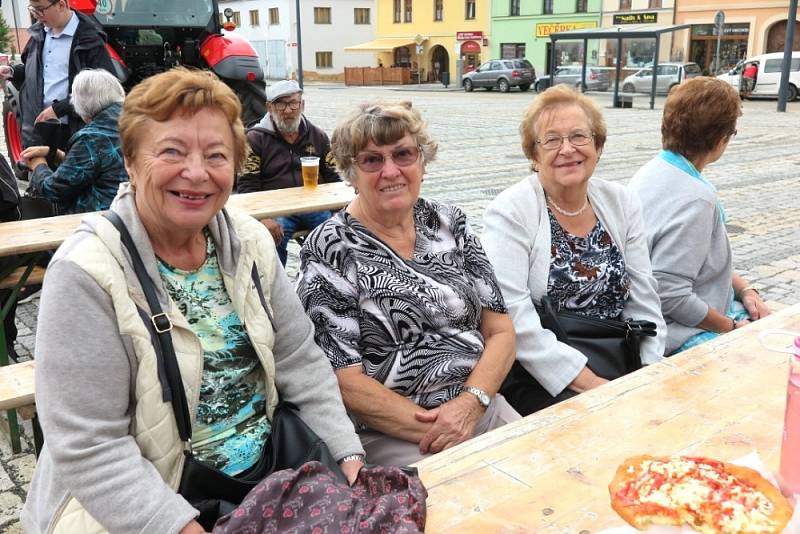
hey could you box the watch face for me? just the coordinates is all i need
[480,393,491,406]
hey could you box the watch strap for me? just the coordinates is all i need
[463,385,490,408]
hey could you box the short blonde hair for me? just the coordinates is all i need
[519,84,607,164]
[662,77,741,162]
[330,101,438,184]
[119,67,248,174]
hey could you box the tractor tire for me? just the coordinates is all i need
[3,86,28,181]
[498,78,510,93]
[228,79,267,128]
[622,83,635,93]
[463,79,474,92]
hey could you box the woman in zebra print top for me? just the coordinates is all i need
[297,101,521,466]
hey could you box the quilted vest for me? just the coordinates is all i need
[49,209,279,534]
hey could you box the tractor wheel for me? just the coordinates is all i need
[3,86,27,180]
[228,79,267,128]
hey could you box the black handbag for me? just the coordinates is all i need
[501,296,657,415]
[103,211,345,530]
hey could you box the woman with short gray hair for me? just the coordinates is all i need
[21,69,128,214]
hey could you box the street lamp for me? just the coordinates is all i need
[295,0,304,89]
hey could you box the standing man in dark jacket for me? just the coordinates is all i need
[238,80,341,265]
[0,0,115,149]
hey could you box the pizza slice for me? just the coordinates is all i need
[609,455,793,533]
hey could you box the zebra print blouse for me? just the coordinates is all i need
[297,198,506,408]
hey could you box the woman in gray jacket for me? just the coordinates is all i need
[629,77,769,354]
[22,69,364,534]
[482,85,665,415]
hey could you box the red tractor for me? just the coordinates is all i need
[3,0,266,170]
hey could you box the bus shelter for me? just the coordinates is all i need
[549,24,690,109]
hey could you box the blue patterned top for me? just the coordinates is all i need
[158,234,270,475]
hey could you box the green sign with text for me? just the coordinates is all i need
[613,12,658,25]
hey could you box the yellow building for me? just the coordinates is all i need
[347,0,491,83]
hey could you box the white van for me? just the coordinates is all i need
[716,51,800,101]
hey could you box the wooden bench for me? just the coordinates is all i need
[0,265,46,290]
[0,360,39,454]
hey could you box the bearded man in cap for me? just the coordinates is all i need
[238,80,341,265]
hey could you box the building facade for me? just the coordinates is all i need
[220,0,376,81]
[491,0,602,75]
[361,0,491,82]
[673,0,800,74]
[599,0,676,69]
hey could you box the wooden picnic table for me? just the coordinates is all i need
[0,182,355,256]
[415,303,800,533]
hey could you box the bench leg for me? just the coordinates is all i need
[0,321,22,454]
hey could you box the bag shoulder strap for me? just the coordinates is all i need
[103,211,193,443]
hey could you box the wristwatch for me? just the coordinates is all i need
[462,386,491,408]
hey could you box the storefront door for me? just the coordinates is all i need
[461,41,481,73]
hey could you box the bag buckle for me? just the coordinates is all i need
[151,313,173,334]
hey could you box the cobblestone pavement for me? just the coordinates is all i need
[1,86,799,529]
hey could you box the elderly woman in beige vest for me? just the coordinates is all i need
[21,68,364,534]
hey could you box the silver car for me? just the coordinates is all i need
[462,59,536,93]
[621,62,701,94]
[534,66,611,93]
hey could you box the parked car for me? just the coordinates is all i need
[534,66,610,93]
[716,52,800,101]
[462,59,536,93]
[621,62,701,94]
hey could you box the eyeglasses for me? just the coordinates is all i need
[354,145,421,173]
[536,130,594,151]
[272,99,302,111]
[27,0,59,17]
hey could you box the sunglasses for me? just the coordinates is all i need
[354,145,421,173]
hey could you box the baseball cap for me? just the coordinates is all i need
[267,80,302,102]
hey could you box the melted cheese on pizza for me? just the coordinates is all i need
[618,457,778,533]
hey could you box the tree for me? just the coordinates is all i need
[0,13,12,54]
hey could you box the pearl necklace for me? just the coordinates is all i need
[546,194,589,217]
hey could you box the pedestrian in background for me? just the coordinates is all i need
[0,0,114,150]
[629,77,770,355]
[237,80,341,265]
[21,69,128,215]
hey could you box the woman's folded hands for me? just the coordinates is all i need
[414,393,485,454]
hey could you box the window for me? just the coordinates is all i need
[576,0,587,12]
[404,0,412,22]
[354,7,370,24]
[269,7,279,24]
[316,51,333,68]
[394,46,411,67]
[648,0,662,7]
[314,7,331,24]
[501,43,526,58]
[433,0,443,20]
[543,0,553,14]
[394,0,401,22]
[619,0,632,10]
[232,11,241,26]
[249,9,259,26]
[764,58,800,73]
[465,0,475,20]
[510,0,520,16]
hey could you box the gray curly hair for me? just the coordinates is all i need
[330,100,438,185]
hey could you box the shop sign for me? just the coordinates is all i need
[613,12,657,25]
[691,23,749,37]
[535,21,597,38]
[456,31,483,40]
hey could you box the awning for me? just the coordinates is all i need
[345,38,417,52]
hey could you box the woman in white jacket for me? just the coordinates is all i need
[482,85,665,415]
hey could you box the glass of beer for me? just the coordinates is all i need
[300,156,320,190]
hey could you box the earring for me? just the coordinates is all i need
[532,163,539,173]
